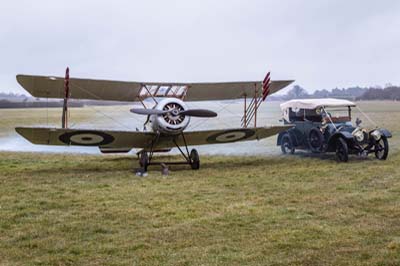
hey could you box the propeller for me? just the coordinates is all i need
[130,108,217,118]
[129,108,168,115]
[179,109,217,117]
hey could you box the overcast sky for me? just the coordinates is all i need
[1,0,399,94]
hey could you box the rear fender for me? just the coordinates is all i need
[277,132,286,145]
[277,128,298,146]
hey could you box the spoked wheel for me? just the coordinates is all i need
[309,128,324,153]
[375,136,389,160]
[335,137,349,162]
[139,150,149,171]
[281,134,295,154]
[189,149,200,170]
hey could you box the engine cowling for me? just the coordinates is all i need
[150,98,190,135]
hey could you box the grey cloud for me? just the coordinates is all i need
[1,0,399,94]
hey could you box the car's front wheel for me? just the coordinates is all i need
[281,134,295,154]
[335,137,349,162]
[375,136,389,160]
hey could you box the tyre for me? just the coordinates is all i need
[190,149,200,170]
[281,133,295,154]
[375,136,389,160]
[335,137,349,162]
[139,151,149,171]
[309,128,324,153]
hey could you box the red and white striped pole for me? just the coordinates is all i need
[262,71,271,101]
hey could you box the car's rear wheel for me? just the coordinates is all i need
[335,137,349,162]
[281,134,295,154]
[375,136,389,160]
[309,128,324,153]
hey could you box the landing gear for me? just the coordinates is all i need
[136,132,201,171]
[190,149,200,170]
[139,150,149,171]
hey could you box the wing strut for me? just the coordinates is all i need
[61,67,70,128]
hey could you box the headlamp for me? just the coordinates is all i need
[353,129,364,142]
[371,130,381,141]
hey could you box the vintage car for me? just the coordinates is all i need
[277,98,392,162]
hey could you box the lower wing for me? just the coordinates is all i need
[157,126,291,148]
[15,127,156,150]
[16,126,290,151]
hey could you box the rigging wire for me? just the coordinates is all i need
[68,82,143,130]
[63,81,261,131]
[188,103,235,130]
[187,90,246,130]
[356,106,377,128]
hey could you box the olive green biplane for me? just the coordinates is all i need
[16,69,293,170]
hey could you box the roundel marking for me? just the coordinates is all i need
[206,129,255,144]
[59,131,115,146]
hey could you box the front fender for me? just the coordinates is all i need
[327,131,353,151]
[377,128,392,138]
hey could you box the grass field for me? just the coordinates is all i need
[0,101,400,265]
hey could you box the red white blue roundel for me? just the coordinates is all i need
[59,131,114,146]
[206,129,255,144]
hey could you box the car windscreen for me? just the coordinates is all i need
[323,107,351,123]
[289,108,322,122]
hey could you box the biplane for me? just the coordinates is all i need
[15,68,293,171]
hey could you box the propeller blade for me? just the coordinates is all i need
[179,109,218,117]
[130,108,217,118]
[130,108,168,115]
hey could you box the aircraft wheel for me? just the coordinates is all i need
[139,151,149,171]
[335,137,349,162]
[190,149,200,170]
[375,136,389,160]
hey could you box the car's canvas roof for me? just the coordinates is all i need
[280,98,356,110]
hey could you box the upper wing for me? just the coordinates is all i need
[185,80,293,101]
[16,74,293,102]
[16,75,141,102]
[15,127,156,149]
[155,126,291,148]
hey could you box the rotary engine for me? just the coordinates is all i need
[130,97,217,135]
[150,98,190,135]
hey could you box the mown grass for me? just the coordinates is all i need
[1,101,400,265]
[1,150,400,265]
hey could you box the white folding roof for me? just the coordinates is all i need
[280,98,356,110]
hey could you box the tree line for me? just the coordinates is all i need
[277,85,400,101]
